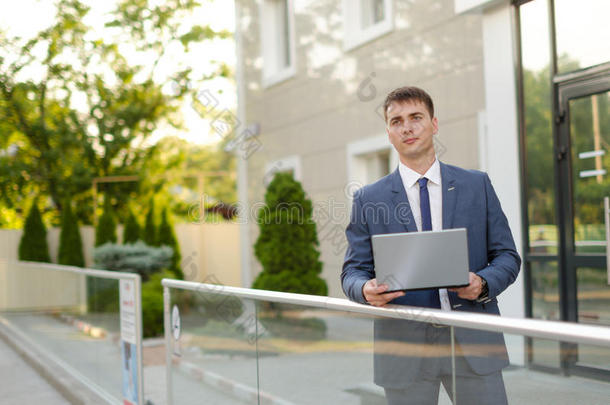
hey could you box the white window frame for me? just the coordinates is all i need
[264,155,302,186]
[259,0,297,88]
[346,135,398,196]
[343,0,394,51]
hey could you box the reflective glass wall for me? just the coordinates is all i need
[517,0,610,377]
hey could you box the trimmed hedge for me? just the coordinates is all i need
[58,200,85,267]
[142,198,157,246]
[157,206,183,279]
[18,202,51,262]
[123,209,141,244]
[252,172,327,296]
[96,197,117,246]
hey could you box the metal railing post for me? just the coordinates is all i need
[164,285,173,405]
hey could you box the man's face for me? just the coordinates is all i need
[385,100,438,163]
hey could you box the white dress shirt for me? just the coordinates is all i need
[398,158,452,311]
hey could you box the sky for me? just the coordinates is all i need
[0,0,236,146]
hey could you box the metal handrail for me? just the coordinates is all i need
[12,260,140,280]
[162,279,610,347]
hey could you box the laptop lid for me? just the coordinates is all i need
[371,228,470,292]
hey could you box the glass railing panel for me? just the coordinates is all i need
[0,261,141,404]
[530,337,561,369]
[254,302,455,405]
[453,328,610,404]
[166,285,259,405]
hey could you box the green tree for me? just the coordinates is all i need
[96,197,117,246]
[252,173,327,296]
[0,0,232,225]
[136,136,236,223]
[143,198,157,246]
[18,202,51,262]
[157,206,183,279]
[58,200,85,267]
[123,209,141,244]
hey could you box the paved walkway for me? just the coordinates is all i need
[0,336,69,405]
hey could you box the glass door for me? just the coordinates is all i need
[557,79,610,376]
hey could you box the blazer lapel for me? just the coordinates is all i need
[440,161,457,229]
[390,169,418,233]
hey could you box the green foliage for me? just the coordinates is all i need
[18,202,51,262]
[58,200,85,267]
[253,173,327,296]
[87,278,119,313]
[157,206,183,279]
[93,241,172,281]
[123,209,141,244]
[139,137,236,223]
[95,198,117,246]
[141,271,169,338]
[143,199,157,246]
[0,0,234,225]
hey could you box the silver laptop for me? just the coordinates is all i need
[371,228,470,292]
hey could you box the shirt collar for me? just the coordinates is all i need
[398,158,441,188]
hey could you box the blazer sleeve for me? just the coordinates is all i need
[341,191,375,304]
[476,173,522,299]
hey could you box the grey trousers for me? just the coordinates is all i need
[383,326,508,405]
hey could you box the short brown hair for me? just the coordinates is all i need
[383,86,434,122]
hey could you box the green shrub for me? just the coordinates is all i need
[18,202,51,262]
[143,198,157,246]
[141,272,168,338]
[123,209,141,244]
[87,278,119,313]
[96,197,117,246]
[93,241,172,281]
[58,200,85,267]
[157,206,183,279]
[252,172,327,296]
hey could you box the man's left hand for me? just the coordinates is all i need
[449,272,483,300]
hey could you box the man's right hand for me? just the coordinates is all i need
[363,278,405,307]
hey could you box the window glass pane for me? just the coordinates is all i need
[577,267,610,327]
[530,261,560,321]
[362,149,391,184]
[274,0,290,70]
[520,0,558,253]
[263,0,291,76]
[569,92,610,254]
[555,0,610,73]
[280,0,290,68]
[576,266,610,368]
[360,0,385,29]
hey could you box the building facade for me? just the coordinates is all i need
[233,0,610,378]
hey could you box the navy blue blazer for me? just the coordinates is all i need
[341,162,521,385]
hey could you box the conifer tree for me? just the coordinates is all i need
[58,200,85,267]
[123,209,141,244]
[157,206,183,279]
[253,173,327,296]
[143,198,157,246]
[18,201,51,262]
[96,197,117,246]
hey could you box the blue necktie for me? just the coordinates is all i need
[418,177,440,308]
[418,178,432,232]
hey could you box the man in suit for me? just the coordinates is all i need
[341,86,521,404]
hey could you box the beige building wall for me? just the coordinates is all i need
[176,223,242,287]
[237,0,486,297]
[0,223,241,287]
